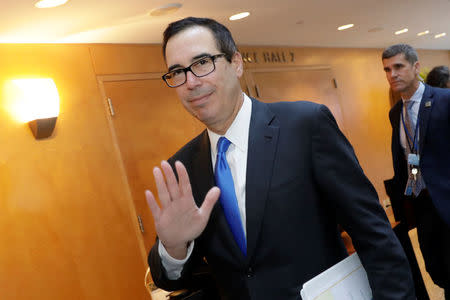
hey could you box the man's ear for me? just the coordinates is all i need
[414,61,421,77]
[231,52,244,77]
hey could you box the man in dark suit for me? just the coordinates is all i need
[382,44,450,298]
[145,17,415,300]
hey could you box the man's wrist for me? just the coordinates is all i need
[162,241,190,260]
[158,241,194,280]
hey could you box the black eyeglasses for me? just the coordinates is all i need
[162,53,226,88]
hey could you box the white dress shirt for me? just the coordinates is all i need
[158,93,252,279]
[400,82,424,151]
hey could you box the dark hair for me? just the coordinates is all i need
[382,44,418,65]
[162,17,237,63]
[426,65,450,88]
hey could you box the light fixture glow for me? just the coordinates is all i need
[417,30,430,36]
[229,12,250,21]
[149,3,182,16]
[435,32,446,39]
[35,0,69,8]
[5,78,60,139]
[338,24,354,31]
[395,28,408,35]
[5,78,60,123]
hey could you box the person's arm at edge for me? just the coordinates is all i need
[311,104,415,300]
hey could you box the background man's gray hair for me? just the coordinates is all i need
[382,44,419,65]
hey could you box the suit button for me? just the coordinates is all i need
[247,267,253,278]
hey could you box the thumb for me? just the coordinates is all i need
[200,186,220,217]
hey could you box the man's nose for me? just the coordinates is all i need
[185,70,201,88]
[391,69,398,77]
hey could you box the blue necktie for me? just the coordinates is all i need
[214,137,246,256]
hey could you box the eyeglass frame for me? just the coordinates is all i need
[162,53,227,88]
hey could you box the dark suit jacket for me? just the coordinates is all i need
[389,84,450,226]
[150,98,415,300]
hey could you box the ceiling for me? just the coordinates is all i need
[0,0,449,50]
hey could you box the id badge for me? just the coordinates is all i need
[408,153,420,166]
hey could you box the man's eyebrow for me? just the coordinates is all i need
[167,53,212,72]
[168,64,183,72]
[192,53,211,60]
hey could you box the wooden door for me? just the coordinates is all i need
[245,67,346,132]
[100,75,204,252]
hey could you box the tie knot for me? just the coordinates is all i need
[404,100,414,110]
[217,137,231,154]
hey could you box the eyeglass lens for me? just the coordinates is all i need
[164,56,215,87]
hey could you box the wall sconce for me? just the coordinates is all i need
[7,78,60,139]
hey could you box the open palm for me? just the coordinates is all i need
[145,160,219,259]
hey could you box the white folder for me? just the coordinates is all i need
[300,253,373,300]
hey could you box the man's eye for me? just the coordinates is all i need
[196,58,209,65]
[172,69,185,76]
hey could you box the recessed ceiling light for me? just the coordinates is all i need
[337,24,354,31]
[435,32,446,38]
[395,28,408,35]
[229,12,250,21]
[35,0,69,8]
[417,30,430,36]
[149,3,182,17]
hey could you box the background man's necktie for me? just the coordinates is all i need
[214,137,246,256]
[403,100,415,134]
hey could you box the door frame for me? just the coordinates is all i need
[96,72,164,266]
[242,64,332,98]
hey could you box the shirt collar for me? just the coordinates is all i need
[208,93,252,154]
[402,81,425,104]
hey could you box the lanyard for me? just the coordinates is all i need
[401,102,420,153]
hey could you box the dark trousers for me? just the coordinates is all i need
[414,190,450,298]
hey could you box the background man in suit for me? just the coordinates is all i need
[145,17,415,299]
[382,44,450,299]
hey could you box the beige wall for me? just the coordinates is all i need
[0,43,448,299]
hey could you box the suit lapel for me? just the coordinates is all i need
[245,98,279,261]
[391,101,402,149]
[192,131,214,207]
[418,84,434,156]
[391,101,403,168]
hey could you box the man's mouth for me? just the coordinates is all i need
[188,90,213,104]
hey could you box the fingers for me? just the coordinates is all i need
[175,161,193,196]
[153,160,194,209]
[153,166,171,208]
[200,187,220,217]
[160,161,181,200]
[145,190,160,221]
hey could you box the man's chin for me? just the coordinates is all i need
[191,109,212,124]
[390,85,403,93]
